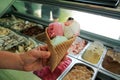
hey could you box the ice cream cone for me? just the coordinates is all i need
[45,27,75,71]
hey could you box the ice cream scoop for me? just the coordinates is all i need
[51,36,68,46]
[47,22,64,39]
[64,19,80,39]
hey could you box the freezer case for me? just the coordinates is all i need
[0,0,120,80]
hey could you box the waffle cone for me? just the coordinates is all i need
[45,27,75,71]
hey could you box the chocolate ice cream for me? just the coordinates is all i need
[102,49,120,75]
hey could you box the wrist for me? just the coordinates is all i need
[19,53,25,71]
[0,51,25,70]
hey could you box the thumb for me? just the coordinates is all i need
[36,51,51,59]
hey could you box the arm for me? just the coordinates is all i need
[0,51,24,70]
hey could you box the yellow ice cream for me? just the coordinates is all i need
[82,41,104,64]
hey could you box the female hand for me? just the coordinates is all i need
[20,45,50,71]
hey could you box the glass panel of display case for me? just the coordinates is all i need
[13,1,120,41]
[0,0,15,17]
[66,0,119,8]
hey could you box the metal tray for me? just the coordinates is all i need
[68,37,91,59]
[57,59,98,80]
[0,27,25,50]
[99,48,120,79]
[78,43,107,67]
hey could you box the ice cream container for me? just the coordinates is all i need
[0,29,25,50]
[99,48,120,78]
[57,59,98,80]
[68,37,90,59]
[7,37,38,53]
[79,41,107,67]
[20,25,44,37]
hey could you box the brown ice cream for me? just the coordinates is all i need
[63,65,93,80]
[102,49,120,75]
[20,26,44,36]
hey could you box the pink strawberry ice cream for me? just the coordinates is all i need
[33,57,72,80]
[47,22,64,39]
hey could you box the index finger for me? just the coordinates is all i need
[39,51,50,58]
[32,50,50,59]
[36,45,48,51]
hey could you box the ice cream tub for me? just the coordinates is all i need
[99,48,120,78]
[0,29,25,50]
[57,59,98,80]
[20,24,44,37]
[7,37,38,53]
[79,41,107,67]
[10,15,39,31]
[68,37,90,59]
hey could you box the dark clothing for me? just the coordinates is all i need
[41,4,60,20]
[24,2,33,14]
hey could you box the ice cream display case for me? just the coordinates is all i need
[0,0,120,80]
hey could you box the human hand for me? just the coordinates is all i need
[20,45,50,71]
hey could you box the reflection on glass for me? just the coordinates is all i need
[14,1,61,21]
[13,1,120,40]
[13,1,41,17]
[41,4,60,21]
[24,2,33,15]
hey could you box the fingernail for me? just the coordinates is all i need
[42,51,50,58]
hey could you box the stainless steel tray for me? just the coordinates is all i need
[78,43,107,67]
[57,59,98,80]
[0,28,25,50]
[99,55,120,79]
[68,37,91,59]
